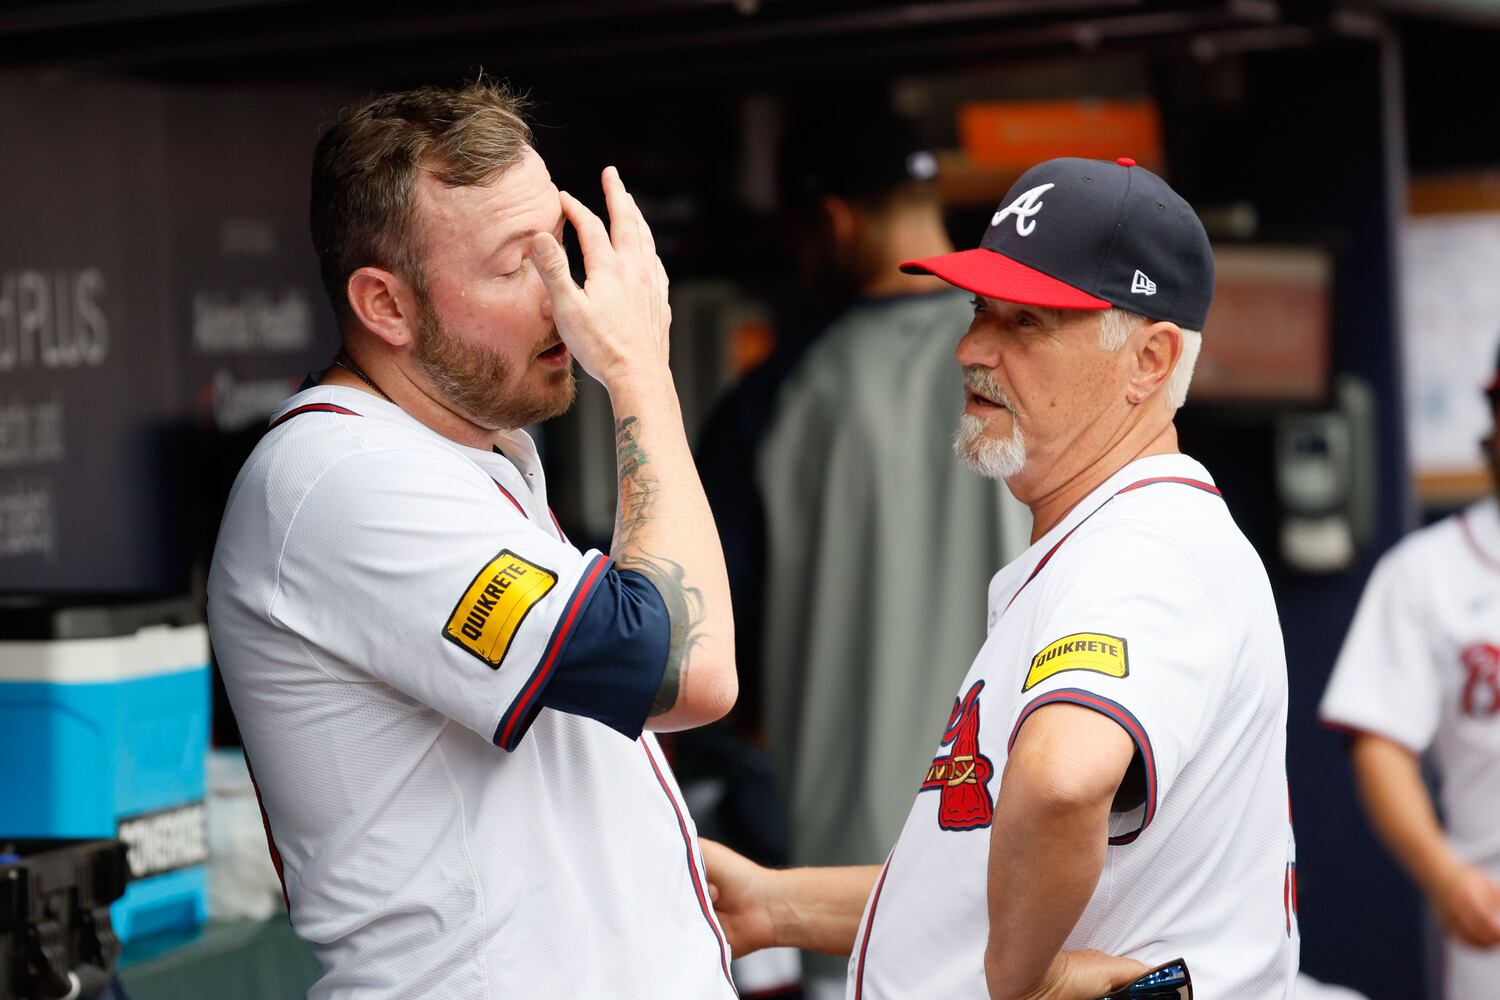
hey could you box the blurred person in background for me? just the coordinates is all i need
[208,80,738,998]
[1320,336,1500,1000]
[695,98,1022,997]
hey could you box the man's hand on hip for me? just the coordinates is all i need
[996,950,1149,1000]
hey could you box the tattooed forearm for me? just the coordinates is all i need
[612,415,712,715]
[614,416,658,550]
[616,416,650,481]
[619,551,708,716]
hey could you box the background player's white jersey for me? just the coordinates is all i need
[1320,497,1500,999]
[208,386,735,999]
[846,454,1298,1000]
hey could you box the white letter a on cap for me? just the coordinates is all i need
[991,183,1054,237]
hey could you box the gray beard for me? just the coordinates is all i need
[954,411,1027,480]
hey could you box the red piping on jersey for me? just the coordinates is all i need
[1004,476,1219,613]
[1458,510,1500,573]
[852,853,895,1000]
[640,739,738,995]
[267,402,361,429]
[548,507,569,543]
[1284,863,1299,934]
[242,751,291,913]
[1116,476,1222,497]
[1009,688,1158,844]
[494,553,612,751]
[492,480,528,518]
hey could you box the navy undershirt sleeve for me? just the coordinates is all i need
[538,566,670,740]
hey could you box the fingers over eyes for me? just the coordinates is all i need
[559,190,612,265]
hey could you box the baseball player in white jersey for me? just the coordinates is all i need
[207,82,739,998]
[1320,351,1500,999]
[703,157,1299,1000]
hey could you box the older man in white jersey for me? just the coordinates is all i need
[704,157,1299,1000]
[208,82,738,998]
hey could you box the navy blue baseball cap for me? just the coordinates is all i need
[902,156,1215,330]
[781,104,939,204]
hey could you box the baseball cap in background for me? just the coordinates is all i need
[902,156,1214,330]
[779,103,940,205]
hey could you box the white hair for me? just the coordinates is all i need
[1098,308,1201,410]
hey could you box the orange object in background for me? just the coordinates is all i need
[957,100,1164,172]
[728,318,776,377]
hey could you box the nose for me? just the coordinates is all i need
[531,264,553,322]
[956,321,1000,369]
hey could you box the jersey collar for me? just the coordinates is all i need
[272,384,550,500]
[1027,453,1215,555]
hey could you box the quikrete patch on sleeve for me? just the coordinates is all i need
[1023,632,1129,691]
[444,550,558,669]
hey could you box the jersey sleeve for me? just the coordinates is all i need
[1008,519,1228,844]
[268,446,659,750]
[1318,541,1441,753]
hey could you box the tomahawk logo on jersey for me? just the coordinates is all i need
[919,681,995,830]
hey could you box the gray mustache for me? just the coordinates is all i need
[961,365,1011,409]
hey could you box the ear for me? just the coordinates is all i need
[1125,321,1182,405]
[346,267,419,348]
[820,194,858,254]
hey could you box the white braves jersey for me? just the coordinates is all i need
[1320,498,1500,1000]
[847,454,1299,1000]
[207,386,735,999]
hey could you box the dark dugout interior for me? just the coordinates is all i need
[4,2,1500,996]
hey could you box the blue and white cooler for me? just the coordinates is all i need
[0,613,210,945]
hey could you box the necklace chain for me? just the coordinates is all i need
[330,355,391,401]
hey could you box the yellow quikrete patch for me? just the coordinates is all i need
[444,550,558,669]
[1023,632,1129,691]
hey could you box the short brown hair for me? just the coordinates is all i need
[310,79,533,324]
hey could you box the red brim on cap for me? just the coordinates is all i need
[900,248,1111,310]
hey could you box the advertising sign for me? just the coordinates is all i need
[0,80,180,594]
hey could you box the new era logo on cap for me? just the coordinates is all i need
[901,156,1214,330]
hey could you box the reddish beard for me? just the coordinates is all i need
[411,292,575,430]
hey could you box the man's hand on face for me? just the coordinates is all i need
[700,838,780,958]
[531,165,672,390]
[1432,861,1500,949]
[993,949,1148,1000]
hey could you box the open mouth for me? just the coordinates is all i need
[536,341,567,361]
[966,390,1008,411]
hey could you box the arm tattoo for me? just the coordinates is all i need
[614,416,656,550]
[612,415,707,716]
[620,552,706,716]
